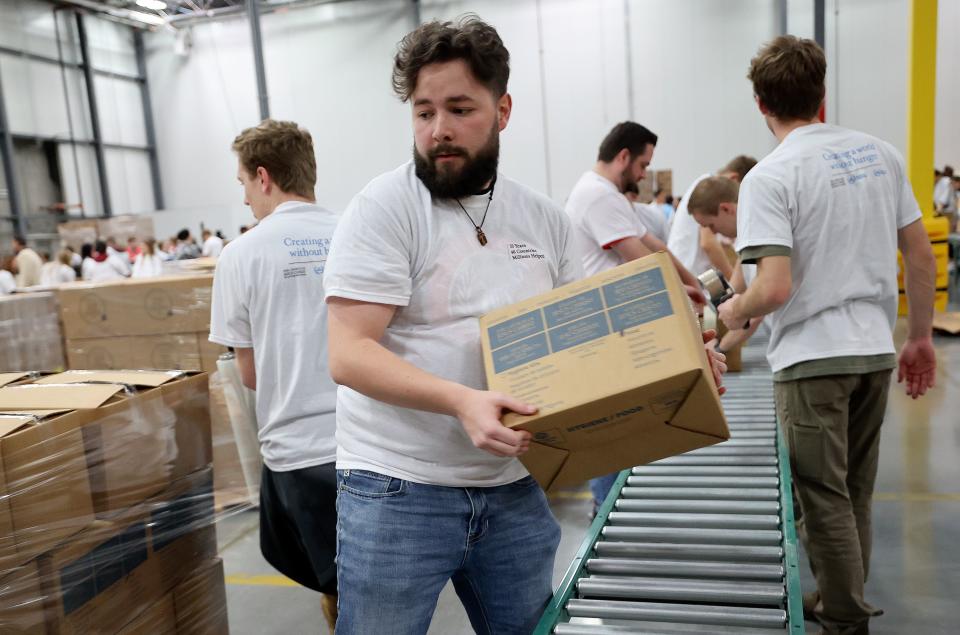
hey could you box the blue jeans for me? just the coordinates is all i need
[335,470,561,635]
[589,472,620,509]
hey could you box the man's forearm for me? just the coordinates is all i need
[331,338,469,417]
[735,279,784,320]
[904,255,936,340]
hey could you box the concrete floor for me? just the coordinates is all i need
[216,316,960,635]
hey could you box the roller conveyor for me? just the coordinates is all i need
[534,340,804,634]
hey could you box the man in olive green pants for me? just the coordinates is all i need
[717,36,938,635]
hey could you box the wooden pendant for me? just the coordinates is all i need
[476,227,488,246]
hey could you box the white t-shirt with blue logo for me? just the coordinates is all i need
[324,162,583,487]
[735,123,922,373]
[209,201,339,471]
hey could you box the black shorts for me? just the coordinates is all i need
[259,462,337,594]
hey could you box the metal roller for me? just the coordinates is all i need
[625,476,779,489]
[601,526,783,546]
[614,499,780,515]
[619,487,779,501]
[593,541,784,563]
[649,455,778,467]
[564,599,788,629]
[585,558,785,581]
[555,622,788,635]
[606,512,780,530]
[630,466,778,477]
[577,576,786,606]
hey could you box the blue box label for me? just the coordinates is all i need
[488,310,545,350]
[543,289,604,328]
[492,333,550,373]
[548,313,610,352]
[602,269,666,308]
[608,291,673,332]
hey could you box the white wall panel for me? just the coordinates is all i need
[58,144,102,217]
[95,75,148,147]
[104,148,154,215]
[84,15,138,76]
[935,0,960,168]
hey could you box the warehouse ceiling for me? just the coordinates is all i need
[50,0,357,28]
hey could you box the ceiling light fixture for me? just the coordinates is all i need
[135,0,168,11]
[127,9,166,25]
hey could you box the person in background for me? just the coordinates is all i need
[654,188,674,223]
[239,225,250,235]
[40,250,77,286]
[718,35,937,635]
[126,237,142,264]
[0,256,17,294]
[565,121,717,512]
[210,119,340,630]
[175,229,201,260]
[934,165,953,213]
[64,245,82,275]
[667,155,756,281]
[159,238,177,261]
[625,181,669,242]
[201,229,224,258]
[103,236,131,276]
[88,239,128,282]
[11,236,42,287]
[132,238,165,278]
[80,243,96,280]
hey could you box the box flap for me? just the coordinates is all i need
[666,370,730,441]
[517,442,570,491]
[0,373,29,388]
[0,417,35,437]
[0,409,71,419]
[35,370,184,388]
[0,384,125,410]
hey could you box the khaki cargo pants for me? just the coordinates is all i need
[775,370,892,635]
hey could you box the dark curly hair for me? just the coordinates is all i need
[392,15,510,102]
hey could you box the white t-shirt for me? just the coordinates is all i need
[209,201,339,472]
[934,175,952,208]
[667,173,715,276]
[88,257,128,282]
[40,263,76,286]
[735,123,922,372]
[323,162,582,487]
[0,270,15,294]
[634,202,669,243]
[132,253,164,278]
[566,170,647,278]
[202,235,224,258]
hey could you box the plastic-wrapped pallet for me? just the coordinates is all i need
[0,293,66,373]
[0,369,239,634]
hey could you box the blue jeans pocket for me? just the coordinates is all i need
[338,469,406,499]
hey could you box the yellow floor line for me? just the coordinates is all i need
[226,574,301,588]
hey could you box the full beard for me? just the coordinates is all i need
[414,123,500,199]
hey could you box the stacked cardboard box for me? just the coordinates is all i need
[56,275,226,373]
[0,371,228,633]
[58,216,156,252]
[56,276,252,510]
[0,293,66,373]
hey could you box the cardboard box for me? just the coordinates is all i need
[0,371,211,521]
[58,220,100,251]
[173,558,229,635]
[40,468,217,635]
[57,275,214,340]
[199,336,228,373]
[0,414,95,571]
[39,514,162,634]
[209,374,255,510]
[97,215,155,246]
[65,333,202,371]
[117,593,177,635]
[480,252,729,491]
[933,312,960,335]
[0,293,66,373]
[0,559,47,635]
